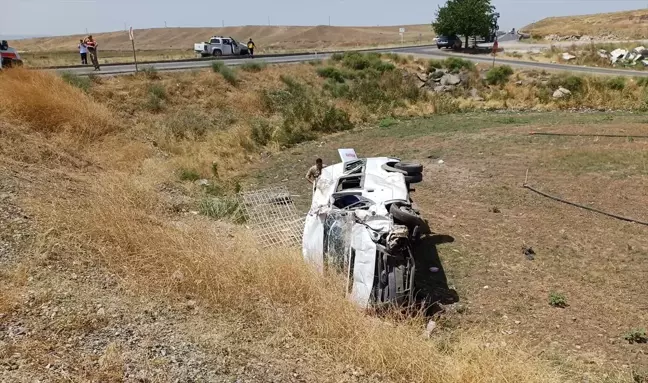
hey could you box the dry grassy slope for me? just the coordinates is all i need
[522,9,648,38]
[13,24,434,52]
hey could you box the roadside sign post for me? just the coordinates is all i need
[399,27,405,45]
[129,27,139,72]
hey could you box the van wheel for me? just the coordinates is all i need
[213,49,222,57]
[404,173,423,184]
[394,162,423,174]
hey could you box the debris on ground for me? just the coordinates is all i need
[523,246,536,261]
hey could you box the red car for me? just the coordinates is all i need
[0,40,24,69]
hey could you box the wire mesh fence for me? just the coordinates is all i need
[237,186,305,249]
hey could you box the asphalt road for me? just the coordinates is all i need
[55,44,648,78]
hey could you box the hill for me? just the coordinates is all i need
[522,9,648,39]
[12,25,435,52]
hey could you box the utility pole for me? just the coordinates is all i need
[268,16,270,26]
[164,21,167,28]
[85,27,88,34]
[329,16,331,26]
[222,20,225,28]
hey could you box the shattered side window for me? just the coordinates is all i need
[323,211,354,272]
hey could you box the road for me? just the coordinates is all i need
[54,44,648,78]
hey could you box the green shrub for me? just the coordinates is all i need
[211,61,225,73]
[311,105,353,133]
[250,119,273,146]
[427,59,444,72]
[309,59,324,66]
[240,61,267,72]
[330,52,344,62]
[562,75,584,92]
[148,84,167,100]
[323,79,350,98]
[260,76,354,146]
[607,76,626,90]
[485,65,514,86]
[165,109,213,140]
[623,329,647,344]
[199,197,245,223]
[379,117,398,128]
[219,66,238,86]
[549,292,568,308]
[317,66,346,83]
[443,57,475,73]
[635,76,648,87]
[61,72,92,92]
[178,168,201,181]
[141,66,160,80]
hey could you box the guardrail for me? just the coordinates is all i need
[37,44,436,70]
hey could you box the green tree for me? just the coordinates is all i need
[432,0,499,49]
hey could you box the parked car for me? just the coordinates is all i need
[194,36,249,57]
[0,40,23,69]
[436,35,462,50]
[302,156,428,309]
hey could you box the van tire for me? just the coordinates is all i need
[390,204,425,228]
[404,173,423,184]
[395,162,423,174]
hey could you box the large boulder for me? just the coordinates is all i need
[562,52,576,61]
[553,87,571,99]
[434,85,454,93]
[440,73,461,86]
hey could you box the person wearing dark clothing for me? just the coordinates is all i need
[84,35,100,71]
[247,38,255,58]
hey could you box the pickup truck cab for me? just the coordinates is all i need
[194,36,249,57]
[0,40,23,69]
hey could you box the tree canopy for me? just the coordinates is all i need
[432,0,499,48]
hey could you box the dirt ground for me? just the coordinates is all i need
[248,112,648,379]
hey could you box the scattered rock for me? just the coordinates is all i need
[437,160,445,165]
[523,247,536,261]
[489,207,501,213]
[440,73,461,86]
[562,53,576,61]
[434,85,454,93]
[424,320,437,338]
[195,179,209,186]
[553,87,571,99]
[416,73,429,82]
[97,308,106,317]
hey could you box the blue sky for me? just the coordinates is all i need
[2,0,647,37]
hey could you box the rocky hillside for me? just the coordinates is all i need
[522,9,648,40]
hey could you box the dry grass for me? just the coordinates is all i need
[5,61,648,381]
[0,58,577,383]
[522,9,648,39]
[0,68,117,142]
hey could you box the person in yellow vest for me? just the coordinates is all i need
[247,38,255,58]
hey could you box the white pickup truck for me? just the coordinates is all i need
[194,36,249,57]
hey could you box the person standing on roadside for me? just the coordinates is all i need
[247,38,255,58]
[84,35,100,71]
[78,39,88,65]
[306,158,326,191]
